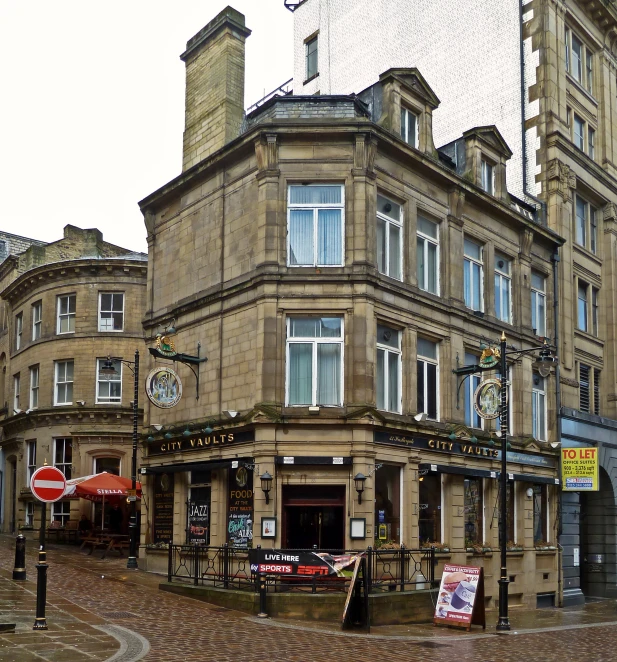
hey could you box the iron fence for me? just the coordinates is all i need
[167,543,435,594]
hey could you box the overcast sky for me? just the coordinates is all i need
[0,1,293,253]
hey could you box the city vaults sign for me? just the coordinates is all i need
[147,430,255,457]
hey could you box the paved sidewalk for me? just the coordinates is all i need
[2,534,617,661]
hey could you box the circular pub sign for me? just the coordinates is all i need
[473,378,503,420]
[145,366,183,409]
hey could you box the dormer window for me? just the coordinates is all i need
[481,159,494,195]
[401,107,418,148]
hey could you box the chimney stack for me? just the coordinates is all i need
[180,7,251,171]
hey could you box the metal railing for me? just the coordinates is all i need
[167,544,435,594]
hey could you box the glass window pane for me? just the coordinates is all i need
[426,362,437,419]
[531,272,545,291]
[377,324,399,349]
[317,343,340,405]
[388,223,401,279]
[538,295,546,336]
[289,318,318,338]
[417,338,437,360]
[317,209,341,265]
[289,185,341,205]
[417,236,425,288]
[472,262,482,310]
[319,318,341,337]
[388,351,400,412]
[464,478,483,545]
[419,474,441,544]
[418,216,437,239]
[376,348,385,410]
[464,239,481,260]
[377,218,386,274]
[417,359,425,413]
[377,195,401,221]
[427,242,438,294]
[464,260,471,307]
[289,210,314,265]
[288,344,312,405]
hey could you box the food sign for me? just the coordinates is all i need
[434,564,485,631]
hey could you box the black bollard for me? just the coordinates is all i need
[12,534,26,581]
[33,547,48,630]
[257,572,268,618]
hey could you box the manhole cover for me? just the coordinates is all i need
[101,612,138,619]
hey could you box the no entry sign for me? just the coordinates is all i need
[30,466,67,503]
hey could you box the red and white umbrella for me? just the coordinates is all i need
[64,472,142,502]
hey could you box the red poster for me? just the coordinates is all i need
[434,564,484,630]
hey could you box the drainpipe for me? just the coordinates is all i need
[553,250,564,607]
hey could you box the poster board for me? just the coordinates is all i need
[187,500,209,545]
[561,447,599,491]
[153,473,174,543]
[433,564,485,631]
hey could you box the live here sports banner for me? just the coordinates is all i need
[249,549,363,576]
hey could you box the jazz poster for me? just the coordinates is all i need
[434,564,485,630]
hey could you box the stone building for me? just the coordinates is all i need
[0,225,147,533]
[139,8,563,610]
[288,0,617,606]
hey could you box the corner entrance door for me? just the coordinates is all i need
[282,485,345,550]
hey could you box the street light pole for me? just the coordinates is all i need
[127,349,139,570]
[496,331,510,632]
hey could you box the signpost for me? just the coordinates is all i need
[30,465,66,631]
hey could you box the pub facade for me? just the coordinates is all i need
[138,7,564,609]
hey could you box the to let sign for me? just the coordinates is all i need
[30,466,66,503]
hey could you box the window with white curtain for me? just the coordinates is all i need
[376,194,402,280]
[494,254,512,324]
[417,338,438,420]
[464,238,484,311]
[531,271,546,337]
[532,375,546,441]
[288,185,344,267]
[464,352,482,429]
[286,317,343,406]
[417,216,439,294]
[376,324,401,413]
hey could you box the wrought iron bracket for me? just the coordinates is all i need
[148,342,207,401]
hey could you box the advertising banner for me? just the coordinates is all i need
[187,501,209,545]
[249,549,363,576]
[434,564,485,631]
[561,447,599,491]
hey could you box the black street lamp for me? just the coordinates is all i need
[101,351,140,570]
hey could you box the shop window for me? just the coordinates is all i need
[30,365,39,409]
[94,457,120,475]
[32,301,42,341]
[52,501,71,526]
[374,465,401,544]
[54,360,74,405]
[286,316,343,406]
[463,352,482,429]
[417,216,439,294]
[419,473,441,544]
[464,238,484,311]
[26,440,36,484]
[464,477,483,546]
[376,324,401,413]
[494,254,512,324]
[54,438,72,479]
[15,313,22,350]
[532,375,547,441]
[98,292,124,331]
[96,358,122,404]
[288,184,344,266]
[57,294,76,334]
[401,106,418,148]
[417,338,438,420]
[533,484,547,544]
[376,194,402,280]
[531,271,546,337]
[305,34,318,81]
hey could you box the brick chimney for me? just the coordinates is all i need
[180,7,251,171]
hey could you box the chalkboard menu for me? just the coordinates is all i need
[227,466,253,548]
[153,473,174,543]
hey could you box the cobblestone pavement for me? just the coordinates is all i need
[2,535,617,661]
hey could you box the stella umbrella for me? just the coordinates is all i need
[64,472,142,529]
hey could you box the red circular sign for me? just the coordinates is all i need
[30,466,67,503]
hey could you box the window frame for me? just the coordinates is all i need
[532,374,547,441]
[98,292,125,332]
[29,365,39,410]
[401,106,418,148]
[565,27,594,94]
[32,301,42,341]
[494,254,512,324]
[54,360,74,406]
[417,338,439,421]
[481,159,494,195]
[285,316,344,407]
[533,484,548,544]
[53,437,72,480]
[25,501,35,527]
[376,324,402,414]
[15,313,23,350]
[26,439,36,484]
[51,501,71,526]
[13,373,20,411]
[577,281,589,332]
[287,184,345,267]
[305,34,318,82]
[96,358,122,404]
[376,194,403,281]
[464,477,484,546]
[416,216,440,295]
[531,271,547,337]
[464,238,484,312]
[574,195,597,254]
[57,294,76,335]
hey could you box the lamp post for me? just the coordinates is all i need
[101,351,139,570]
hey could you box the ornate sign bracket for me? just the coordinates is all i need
[148,334,208,401]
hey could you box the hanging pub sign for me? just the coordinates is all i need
[561,447,599,491]
[153,473,174,543]
[145,366,183,409]
[187,501,209,545]
[434,564,485,631]
[478,346,500,370]
[474,378,503,420]
[227,466,253,548]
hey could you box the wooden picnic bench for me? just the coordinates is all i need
[80,533,130,559]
